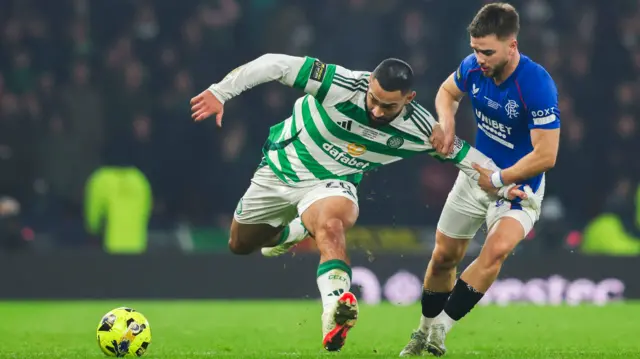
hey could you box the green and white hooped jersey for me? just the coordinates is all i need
[261,56,470,186]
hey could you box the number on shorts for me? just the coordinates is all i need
[326,181,355,199]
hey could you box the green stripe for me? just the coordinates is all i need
[277,149,299,182]
[262,154,290,183]
[334,101,425,144]
[293,57,316,90]
[317,259,352,281]
[267,121,286,142]
[450,139,471,163]
[277,118,300,182]
[315,64,337,103]
[307,98,420,158]
[277,226,290,245]
[432,139,471,163]
[302,97,384,170]
[261,121,298,183]
[290,110,335,179]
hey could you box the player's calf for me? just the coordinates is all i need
[426,216,527,347]
[460,216,525,292]
[419,231,469,331]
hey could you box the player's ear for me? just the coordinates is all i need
[510,39,517,54]
[405,91,416,104]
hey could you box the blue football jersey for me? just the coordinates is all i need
[454,53,560,192]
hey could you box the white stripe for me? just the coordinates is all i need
[303,74,323,97]
[278,116,293,142]
[267,147,282,172]
[284,111,316,181]
[308,99,402,164]
[477,124,515,149]
[293,103,354,176]
[533,114,556,125]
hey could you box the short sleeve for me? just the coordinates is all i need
[453,54,478,93]
[523,68,561,130]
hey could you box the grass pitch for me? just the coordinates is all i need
[0,300,638,358]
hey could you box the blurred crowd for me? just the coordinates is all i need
[0,0,638,250]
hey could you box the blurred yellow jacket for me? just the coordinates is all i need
[582,214,640,255]
[84,167,152,254]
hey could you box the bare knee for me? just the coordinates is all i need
[317,218,345,243]
[430,231,468,273]
[228,237,253,255]
[227,220,281,255]
[431,246,464,273]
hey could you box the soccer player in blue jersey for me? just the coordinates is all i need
[400,3,560,357]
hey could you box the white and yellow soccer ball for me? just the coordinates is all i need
[96,307,151,357]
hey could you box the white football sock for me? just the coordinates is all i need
[419,315,437,333]
[435,311,456,333]
[317,260,351,312]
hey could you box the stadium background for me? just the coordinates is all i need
[2,1,640,358]
[0,0,639,301]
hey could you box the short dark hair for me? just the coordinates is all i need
[467,3,520,40]
[372,58,414,94]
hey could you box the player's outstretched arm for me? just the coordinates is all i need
[190,54,306,125]
[428,124,528,201]
[191,54,347,126]
[433,73,465,156]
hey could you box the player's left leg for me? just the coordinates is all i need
[427,207,537,356]
[298,180,360,352]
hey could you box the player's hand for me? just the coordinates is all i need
[440,121,455,156]
[472,163,495,192]
[431,120,455,156]
[429,123,445,155]
[502,184,529,201]
[190,89,224,127]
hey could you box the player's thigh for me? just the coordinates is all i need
[298,180,359,239]
[436,172,487,240]
[232,167,298,246]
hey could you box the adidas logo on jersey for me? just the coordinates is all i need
[337,120,352,131]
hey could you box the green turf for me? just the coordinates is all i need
[0,300,638,358]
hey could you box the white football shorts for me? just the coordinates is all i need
[437,171,545,239]
[233,165,359,227]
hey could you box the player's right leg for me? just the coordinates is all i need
[400,173,485,357]
[298,180,360,352]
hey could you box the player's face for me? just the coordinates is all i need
[470,35,516,79]
[366,77,416,125]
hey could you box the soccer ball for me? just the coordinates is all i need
[96,307,151,357]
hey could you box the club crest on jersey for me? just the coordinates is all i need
[346,143,367,156]
[386,136,404,149]
[504,99,519,119]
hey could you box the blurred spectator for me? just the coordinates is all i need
[0,0,637,253]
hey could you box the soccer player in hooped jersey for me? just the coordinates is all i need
[400,3,560,357]
[190,53,532,351]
